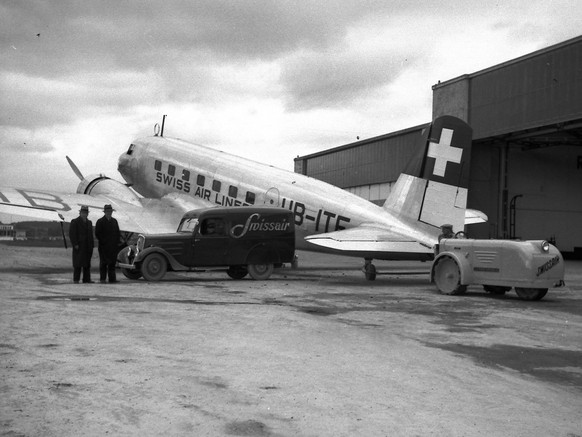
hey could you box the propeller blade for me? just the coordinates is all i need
[66,156,84,180]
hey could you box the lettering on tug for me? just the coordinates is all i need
[230,213,290,239]
[536,255,560,277]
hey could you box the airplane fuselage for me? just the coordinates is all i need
[118,136,435,258]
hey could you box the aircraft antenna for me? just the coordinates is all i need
[161,114,167,137]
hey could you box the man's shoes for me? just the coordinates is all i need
[83,280,95,284]
[109,280,120,283]
[74,281,79,284]
[100,280,107,284]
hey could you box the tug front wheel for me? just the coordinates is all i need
[433,256,467,295]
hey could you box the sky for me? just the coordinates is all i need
[1,0,580,196]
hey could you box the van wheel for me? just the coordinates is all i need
[434,256,467,295]
[141,253,167,281]
[227,266,248,279]
[515,287,548,301]
[483,285,511,294]
[248,263,274,280]
[121,268,142,280]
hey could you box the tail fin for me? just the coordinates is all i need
[383,115,473,233]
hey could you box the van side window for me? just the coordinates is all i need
[245,191,256,205]
[200,218,226,236]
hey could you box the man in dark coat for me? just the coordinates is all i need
[69,205,94,283]
[95,204,121,283]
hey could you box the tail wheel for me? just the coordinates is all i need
[515,287,548,301]
[121,268,142,280]
[227,266,248,280]
[248,263,274,280]
[434,256,467,295]
[364,263,376,281]
[141,253,167,281]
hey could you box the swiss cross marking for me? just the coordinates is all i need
[427,128,462,177]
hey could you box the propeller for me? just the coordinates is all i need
[66,156,84,180]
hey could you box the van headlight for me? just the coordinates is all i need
[137,235,145,252]
[541,241,550,252]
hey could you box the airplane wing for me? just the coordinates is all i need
[304,224,434,258]
[0,187,214,234]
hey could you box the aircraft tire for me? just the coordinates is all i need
[141,253,167,281]
[227,266,248,280]
[248,263,274,280]
[121,268,142,280]
[434,256,467,295]
[515,287,548,301]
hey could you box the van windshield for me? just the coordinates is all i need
[178,218,198,233]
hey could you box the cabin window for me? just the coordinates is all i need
[126,144,135,155]
[197,175,205,186]
[168,165,176,176]
[182,169,190,181]
[228,185,238,198]
[246,191,255,205]
[154,160,162,171]
[212,180,221,192]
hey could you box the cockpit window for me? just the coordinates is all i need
[178,218,198,233]
[126,144,136,155]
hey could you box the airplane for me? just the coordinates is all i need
[0,115,486,279]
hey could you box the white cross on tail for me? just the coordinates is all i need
[427,128,463,177]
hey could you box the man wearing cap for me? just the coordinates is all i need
[95,204,121,283]
[438,224,455,242]
[69,205,95,283]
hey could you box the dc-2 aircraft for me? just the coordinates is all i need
[0,115,486,279]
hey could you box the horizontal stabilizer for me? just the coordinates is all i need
[465,209,488,225]
[305,225,434,257]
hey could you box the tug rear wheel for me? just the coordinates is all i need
[515,287,548,301]
[434,256,467,295]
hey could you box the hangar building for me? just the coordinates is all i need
[294,36,582,258]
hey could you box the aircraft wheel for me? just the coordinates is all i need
[248,263,274,280]
[141,253,167,281]
[483,285,511,294]
[364,263,376,281]
[434,256,467,295]
[227,266,248,279]
[515,287,548,301]
[121,268,142,280]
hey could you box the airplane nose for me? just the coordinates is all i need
[118,153,135,185]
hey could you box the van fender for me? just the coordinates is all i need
[135,247,186,271]
[431,251,473,285]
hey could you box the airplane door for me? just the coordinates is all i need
[264,187,280,206]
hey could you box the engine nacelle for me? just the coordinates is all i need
[77,174,142,206]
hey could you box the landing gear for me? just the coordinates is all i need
[363,259,376,281]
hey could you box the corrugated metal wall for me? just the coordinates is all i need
[470,38,582,139]
[297,126,426,188]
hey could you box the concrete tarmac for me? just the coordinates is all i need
[1,244,581,436]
